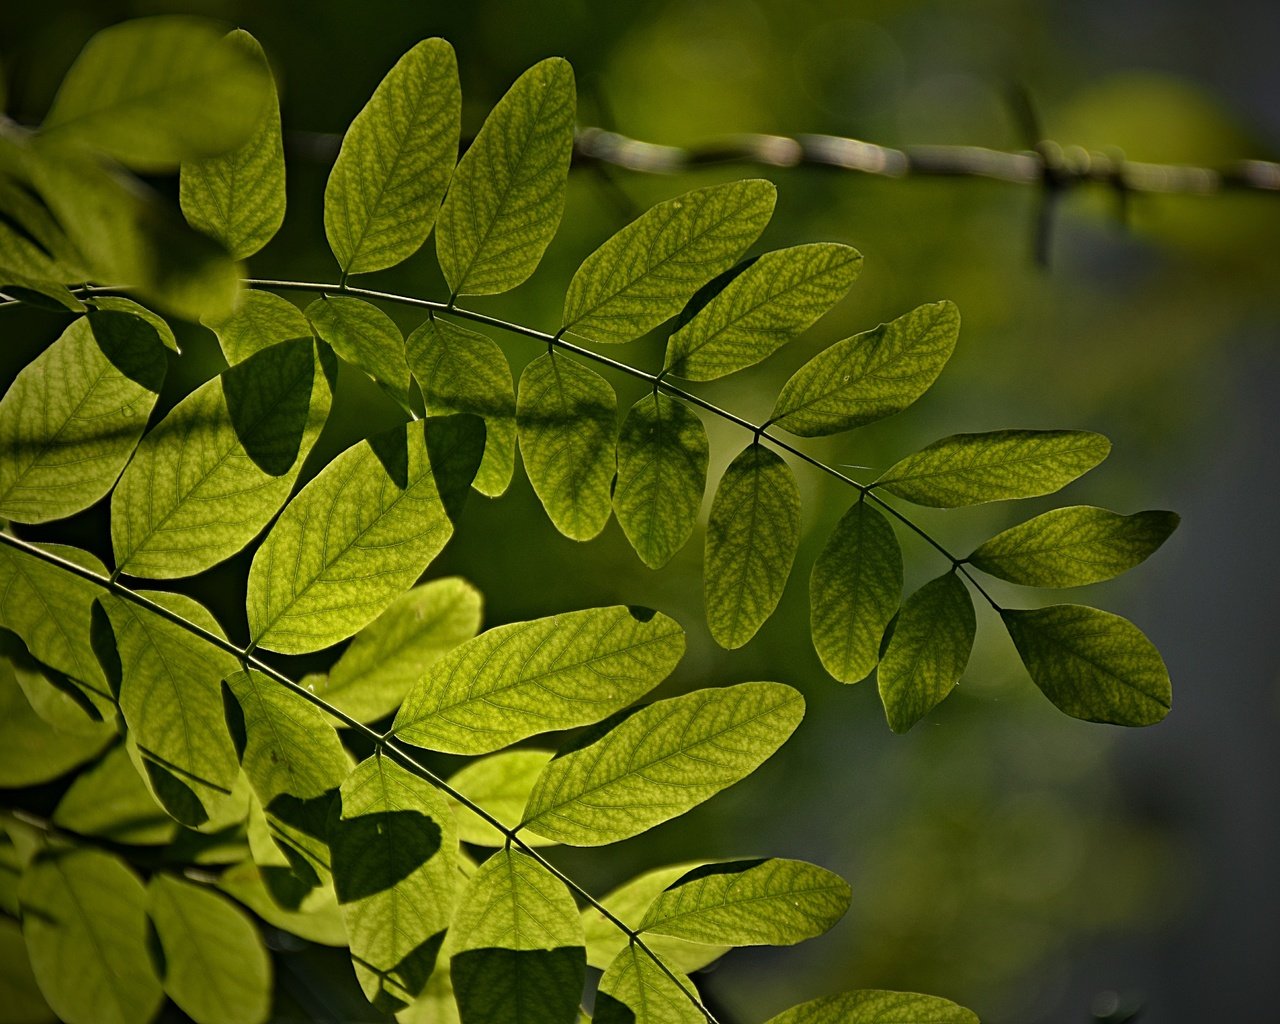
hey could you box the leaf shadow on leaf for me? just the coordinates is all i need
[268,790,338,881]
[0,628,104,724]
[89,599,122,700]
[664,857,767,888]
[669,254,760,335]
[329,807,443,903]
[224,338,314,475]
[351,931,447,1014]
[139,754,209,828]
[88,310,167,392]
[423,413,486,524]
[451,946,586,1024]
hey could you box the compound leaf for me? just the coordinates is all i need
[968,507,1180,587]
[325,38,460,275]
[878,573,975,732]
[595,946,702,1024]
[0,312,166,524]
[202,290,310,365]
[516,351,617,541]
[769,300,960,437]
[521,681,804,846]
[664,242,862,381]
[306,295,413,410]
[704,443,800,649]
[437,58,574,296]
[1002,605,1171,726]
[180,30,285,260]
[447,750,556,847]
[765,989,980,1024]
[562,180,776,344]
[394,605,684,755]
[874,430,1112,507]
[614,393,709,569]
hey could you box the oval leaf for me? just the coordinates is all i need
[393,605,685,755]
[614,393,709,569]
[447,750,556,848]
[877,573,975,733]
[664,242,862,381]
[215,859,347,947]
[595,946,702,1024]
[769,300,960,436]
[765,989,980,1024]
[873,429,1112,507]
[53,743,175,845]
[704,443,801,650]
[516,351,617,541]
[306,295,413,409]
[521,681,804,846]
[325,38,461,275]
[968,506,1179,587]
[202,290,311,365]
[0,658,110,787]
[90,296,180,352]
[436,58,575,296]
[562,179,777,344]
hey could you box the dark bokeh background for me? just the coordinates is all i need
[3,2,1278,1022]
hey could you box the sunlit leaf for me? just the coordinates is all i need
[201,290,310,365]
[450,848,585,1024]
[704,443,800,649]
[614,393,708,569]
[1002,605,1172,726]
[216,859,348,947]
[0,658,110,787]
[147,874,271,1024]
[306,295,413,409]
[0,917,54,1024]
[562,180,776,344]
[809,501,902,684]
[638,858,850,946]
[19,849,163,1024]
[112,338,332,578]
[764,989,980,1024]
[447,750,556,847]
[89,296,180,353]
[769,301,960,436]
[331,755,458,1012]
[517,351,617,541]
[407,316,516,496]
[436,58,574,296]
[878,573,975,733]
[325,38,460,275]
[53,743,175,845]
[3,631,110,736]
[968,506,1179,587]
[522,681,804,846]
[664,243,862,381]
[0,313,165,524]
[874,430,1112,507]
[595,946,702,1024]
[394,605,684,755]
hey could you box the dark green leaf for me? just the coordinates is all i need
[595,946,702,1024]
[764,989,980,1024]
[516,351,617,541]
[394,605,684,755]
[53,743,175,845]
[90,296,180,353]
[0,169,89,286]
[306,295,413,410]
[1002,605,1172,726]
[0,658,111,787]
[0,917,54,1024]
[614,393,709,569]
[436,58,575,296]
[968,506,1179,587]
[769,301,960,436]
[874,430,1112,507]
[877,573,975,733]
[704,443,800,649]
[562,180,776,344]
[202,290,310,365]
[3,632,109,735]
[664,243,862,381]
[447,750,556,848]
[521,681,804,846]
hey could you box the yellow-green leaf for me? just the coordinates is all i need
[595,946,702,1024]
[764,989,979,1024]
[202,290,310,365]
[306,295,413,409]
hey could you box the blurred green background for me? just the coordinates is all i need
[3,1,1278,1022]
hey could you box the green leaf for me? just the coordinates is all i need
[3,632,110,735]
[516,351,617,541]
[180,30,285,260]
[112,337,332,578]
[769,300,960,437]
[878,573,976,733]
[522,681,804,846]
[764,989,980,1024]
[582,864,729,974]
[664,243,862,381]
[595,946,702,1024]
[0,274,86,313]
[306,295,413,409]
[809,501,902,684]
[407,316,516,496]
[317,577,482,723]
[562,180,777,344]
[246,420,462,654]
[0,166,89,285]
[19,849,163,1024]
[147,874,271,1024]
[53,743,176,845]
[704,443,801,649]
[614,393,709,569]
[202,289,310,365]
[436,58,575,296]
[325,39,460,276]
[393,605,684,755]
[0,917,54,1024]
[873,429,1112,507]
[89,296,180,353]
[40,16,272,171]
[330,755,459,1012]
[450,848,585,1024]
[638,858,851,946]
[447,750,556,847]
[1001,605,1172,726]
[0,658,110,787]
[216,859,348,947]
[968,507,1180,587]
[0,313,166,524]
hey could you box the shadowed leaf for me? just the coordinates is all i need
[53,743,175,845]
[307,295,413,410]
[0,658,110,788]
[595,946,702,1024]
[202,290,310,365]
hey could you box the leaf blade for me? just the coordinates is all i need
[202,290,310,365]
[765,989,980,1024]
[306,295,413,410]
[595,946,703,1024]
